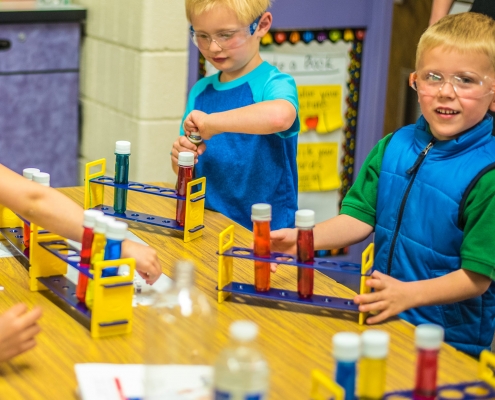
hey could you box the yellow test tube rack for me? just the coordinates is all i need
[0,205,134,338]
[84,158,206,243]
[216,225,374,325]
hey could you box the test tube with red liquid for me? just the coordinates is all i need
[176,152,194,227]
[75,209,103,303]
[296,209,315,299]
[252,203,271,292]
[413,324,444,400]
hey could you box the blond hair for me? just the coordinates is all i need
[185,0,271,25]
[416,12,495,71]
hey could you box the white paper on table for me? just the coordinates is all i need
[74,364,212,400]
[0,240,14,258]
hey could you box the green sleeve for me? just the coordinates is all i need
[460,169,495,280]
[339,133,394,227]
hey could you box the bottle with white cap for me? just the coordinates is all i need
[357,330,390,400]
[85,215,115,309]
[101,220,128,277]
[333,332,360,400]
[413,324,444,400]
[32,171,50,187]
[22,168,41,248]
[75,209,104,303]
[175,151,195,227]
[114,140,131,214]
[252,204,272,292]
[144,260,213,399]
[295,209,315,299]
[213,320,269,400]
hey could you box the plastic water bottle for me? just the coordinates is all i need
[144,260,213,399]
[214,320,269,400]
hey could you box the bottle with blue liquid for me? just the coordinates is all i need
[332,332,360,400]
[101,220,127,277]
[114,141,131,214]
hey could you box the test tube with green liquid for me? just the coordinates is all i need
[114,141,131,214]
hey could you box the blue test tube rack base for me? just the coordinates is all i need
[216,225,375,325]
[84,159,206,243]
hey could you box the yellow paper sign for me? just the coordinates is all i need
[297,143,341,192]
[298,85,344,134]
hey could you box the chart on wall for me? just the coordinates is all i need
[199,28,364,227]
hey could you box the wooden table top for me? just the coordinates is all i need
[0,183,480,399]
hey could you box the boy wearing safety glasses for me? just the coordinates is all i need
[170,0,299,230]
[270,12,495,357]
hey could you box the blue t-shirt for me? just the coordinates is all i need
[181,61,300,230]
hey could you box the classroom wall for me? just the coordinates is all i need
[383,0,432,136]
[72,0,188,184]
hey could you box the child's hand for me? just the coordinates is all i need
[184,110,220,140]
[0,304,42,362]
[270,228,298,272]
[353,270,412,324]
[121,240,161,285]
[171,136,206,166]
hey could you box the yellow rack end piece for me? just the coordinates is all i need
[29,224,68,291]
[358,243,374,325]
[184,177,206,243]
[91,258,135,338]
[479,349,495,388]
[0,204,22,229]
[310,370,345,400]
[218,225,235,303]
[84,159,106,210]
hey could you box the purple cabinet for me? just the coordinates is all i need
[0,22,81,187]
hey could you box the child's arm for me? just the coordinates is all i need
[183,99,297,140]
[0,304,42,362]
[0,164,161,283]
[354,269,491,324]
[270,214,373,271]
[429,0,454,26]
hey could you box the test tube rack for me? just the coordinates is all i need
[310,350,495,400]
[0,206,135,338]
[216,225,374,325]
[84,159,206,243]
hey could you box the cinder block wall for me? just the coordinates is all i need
[73,0,189,184]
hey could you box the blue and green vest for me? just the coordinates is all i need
[375,115,495,357]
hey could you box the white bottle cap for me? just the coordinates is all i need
[115,141,131,155]
[178,152,194,167]
[251,203,272,222]
[105,220,128,241]
[295,209,315,228]
[82,210,104,229]
[23,168,40,180]
[32,172,50,187]
[230,320,259,342]
[415,324,444,350]
[332,332,360,362]
[361,330,390,359]
[94,215,115,234]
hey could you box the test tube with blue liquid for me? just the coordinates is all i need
[114,141,131,214]
[101,220,127,277]
[332,332,360,400]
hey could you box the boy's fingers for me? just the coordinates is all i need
[366,309,389,325]
[18,323,41,342]
[5,303,28,319]
[197,143,207,155]
[19,307,42,328]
